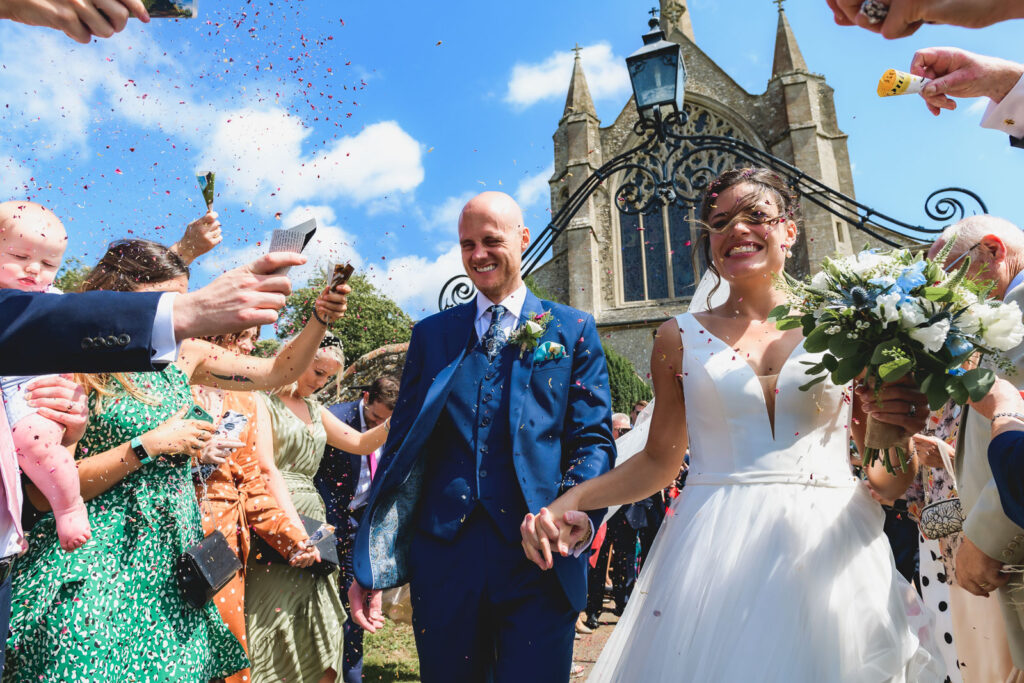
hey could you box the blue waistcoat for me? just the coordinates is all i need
[417,341,525,542]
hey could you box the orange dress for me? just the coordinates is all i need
[193,390,307,683]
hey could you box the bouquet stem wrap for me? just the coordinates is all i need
[864,414,904,451]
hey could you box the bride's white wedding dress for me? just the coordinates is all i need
[589,312,944,682]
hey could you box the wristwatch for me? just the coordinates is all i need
[130,436,155,466]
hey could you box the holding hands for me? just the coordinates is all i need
[520,495,591,571]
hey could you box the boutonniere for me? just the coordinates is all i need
[508,311,553,358]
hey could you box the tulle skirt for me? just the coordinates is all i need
[589,478,945,682]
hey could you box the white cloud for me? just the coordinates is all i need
[0,155,32,196]
[515,164,553,209]
[425,191,474,231]
[0,26,425,213]
[366,243,463,317]
[194,114,424,211]
[505,42,630,109]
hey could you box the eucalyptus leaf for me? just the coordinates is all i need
[879,357,913,383]
[799,375,828,391]
[833,354,865,385]
[804,325,831,353]
[961,367,996,402]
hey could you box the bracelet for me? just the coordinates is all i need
[993,412,1024,423]
[312,309,329,326]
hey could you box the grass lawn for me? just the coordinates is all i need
[362,620,421,682]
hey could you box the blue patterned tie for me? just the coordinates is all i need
[481,305,507,361]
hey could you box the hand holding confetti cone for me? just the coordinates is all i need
[877,69,930,97]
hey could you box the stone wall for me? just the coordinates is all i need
[319,342,409,405]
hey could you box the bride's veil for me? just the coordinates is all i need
[601,269,728,524]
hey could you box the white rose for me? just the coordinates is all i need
[898,301,926,329]
[980,301,1024,351]
[958,304,983,335]
[908,317,951,353]
[872,291,901,327]
[846,251,886,276]
[524,320,543,335]
[810,270,830,290]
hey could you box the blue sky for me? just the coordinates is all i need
[0,0,1019,320]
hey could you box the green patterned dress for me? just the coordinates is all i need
[245,393,346,683]
[4,367,248,682]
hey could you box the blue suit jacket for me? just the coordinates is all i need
[0,289,163,374]
[315,400,364,538]
[989,430,1024,529]
[352,291,615,611]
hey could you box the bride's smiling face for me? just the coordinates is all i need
[706,182,797,284]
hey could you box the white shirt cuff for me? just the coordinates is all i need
[151,293,181,363]
[571,518,596,558]
[981,74,1024,138]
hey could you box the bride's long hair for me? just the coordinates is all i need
[693,168,801,309]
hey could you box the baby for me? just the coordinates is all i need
[0,201,90,551]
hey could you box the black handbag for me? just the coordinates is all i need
[251,513,340,578]
[176,530,242,609]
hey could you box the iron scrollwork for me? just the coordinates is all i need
[438,102,989,310]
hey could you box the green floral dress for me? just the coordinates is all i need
[4,367,248,682]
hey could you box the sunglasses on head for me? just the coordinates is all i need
[944,242,981,271]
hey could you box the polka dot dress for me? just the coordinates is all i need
[4,367,248,682]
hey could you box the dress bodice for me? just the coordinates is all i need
[677,312,856,487]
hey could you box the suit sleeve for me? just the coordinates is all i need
[376,323,426,472]
[560,314,616,534]
[989,431,1024,530]
[0,290,163,374]
[981,72,1024,148]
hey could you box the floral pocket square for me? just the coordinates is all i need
[533,341,568,363]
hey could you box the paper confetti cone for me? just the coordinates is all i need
[877,69,929,97]
[197,172,215,210]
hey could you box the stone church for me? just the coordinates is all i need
[529,0,913,376]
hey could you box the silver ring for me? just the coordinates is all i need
[908,404,918,417]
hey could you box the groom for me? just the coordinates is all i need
[348,191,615,682]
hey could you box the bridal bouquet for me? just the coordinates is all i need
[769,241,1024,472]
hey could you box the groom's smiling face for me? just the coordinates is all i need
[458,192,530,303]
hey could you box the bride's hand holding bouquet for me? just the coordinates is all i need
[770,240,1024,472]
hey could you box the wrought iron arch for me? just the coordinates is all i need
[438,107,987,310]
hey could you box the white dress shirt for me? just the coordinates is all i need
[981,73,1024,139]
[474,284,527,342]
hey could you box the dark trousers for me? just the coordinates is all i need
[0,572,11,675]
[585,510,635,618]
[408,510,576,683]
[339,506,365,683]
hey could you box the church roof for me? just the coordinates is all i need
[772,6,808,76]
[562,48,597,120]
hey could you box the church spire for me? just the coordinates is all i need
[562,45,597,120]
[660,0,695,44]
[771,3,808,76]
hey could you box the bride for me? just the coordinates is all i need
[521,168,945,681]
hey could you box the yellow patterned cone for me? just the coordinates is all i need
[877,69,928,97]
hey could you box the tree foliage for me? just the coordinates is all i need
[603,343,652,414]
[276,269,413,362]
[54,257,92,293]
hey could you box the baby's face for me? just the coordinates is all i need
[0,203,67,292]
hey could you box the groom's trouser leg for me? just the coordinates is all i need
[585,537,611,618]
[408,516,491,683]
[486,518,576,683]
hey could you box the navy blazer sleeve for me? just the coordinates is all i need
[561,313,616,534]
[988,430,1024,529]
[0,290,163,375]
